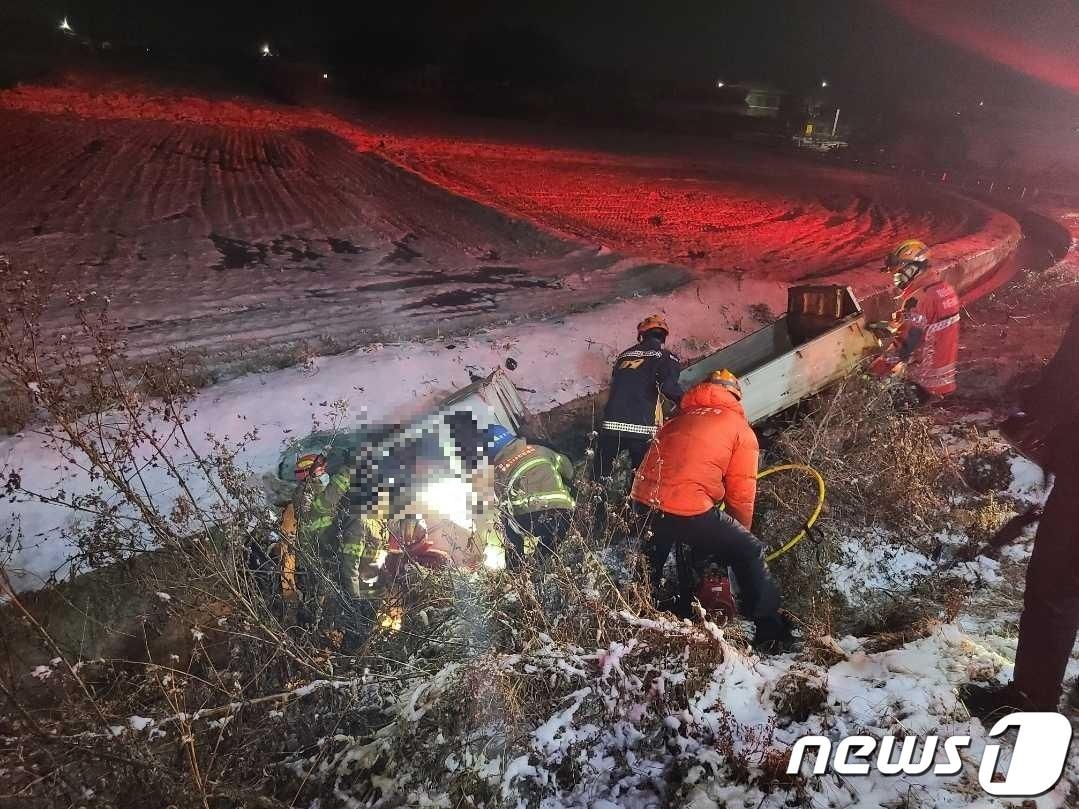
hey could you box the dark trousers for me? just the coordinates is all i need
[504,509,571,571]
[1012,472,1079,710]
[642,507,780,624]
[595,430,651,480]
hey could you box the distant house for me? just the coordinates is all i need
[743,84,785,118]
[715,80,787,118]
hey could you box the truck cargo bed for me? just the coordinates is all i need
[680,285,879,424]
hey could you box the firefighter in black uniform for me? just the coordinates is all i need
[596,314,684,480]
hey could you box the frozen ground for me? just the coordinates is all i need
[393,130,984,279]
[0,79,990,377]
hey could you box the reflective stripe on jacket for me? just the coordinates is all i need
[298,470,350,541]
[493,439,575,517]
[898,280,960,396]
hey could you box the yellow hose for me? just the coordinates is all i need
[756,464,827,563]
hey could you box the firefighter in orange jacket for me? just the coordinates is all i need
[871,240,960,399]
[631,369,789,647]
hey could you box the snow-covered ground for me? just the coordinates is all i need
[17,419,1074,807]
[0,270,790,589]
[0,73,1026,588]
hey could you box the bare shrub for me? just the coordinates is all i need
[0,263,357,805]
[754,375,977,634]
[1,262,796,807]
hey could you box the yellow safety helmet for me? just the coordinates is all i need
[884,239,930,290]
[707,368,742,400]
[637,314,670,338]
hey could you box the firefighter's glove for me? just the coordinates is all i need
[868,354,902,378]
[867,320,899,341]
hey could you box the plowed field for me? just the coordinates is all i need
[0,82,988,374]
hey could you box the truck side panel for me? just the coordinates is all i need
[737,321,877,423]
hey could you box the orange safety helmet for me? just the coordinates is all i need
[637,314,670,338]
[707,368,742,400]
[294,453,326,481]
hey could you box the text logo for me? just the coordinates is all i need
[787,712,1072,797]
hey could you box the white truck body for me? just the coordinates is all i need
[679,285,879,424]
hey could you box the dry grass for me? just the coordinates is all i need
[0,386,32,434]
[761,374,962,539]
[753,375,1001,637]
[0,257,1028,806]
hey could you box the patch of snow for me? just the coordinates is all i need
[1007,454,1051,502]
[128,715,154,732]
[829,531,934,609]
[952,554,1003,585]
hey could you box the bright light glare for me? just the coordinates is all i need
[716,80,725,88]
[418,476,473,530]
[260,43,271,56]
[59,17,72,32]
[484,544,506,570]
[322,72,329,79]
[821,80,829,88]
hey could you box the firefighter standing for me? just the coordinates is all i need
[276,453,328,604]
[485,425,575,569]
[596,315,684,480]
[961,309,1079,718]
[331,485,389,626]
[630,370,790,648]
[294,450,388,629]
[871,240,960,399]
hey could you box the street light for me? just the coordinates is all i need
[821,80,829,88]
[322,73,329,80]
[59,17,72,32]
[260,43,272,57]
[716,80,725,88]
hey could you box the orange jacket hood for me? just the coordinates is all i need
[631,381,759,526]
[679,381,746,415]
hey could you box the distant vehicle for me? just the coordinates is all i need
[792,134,849,153]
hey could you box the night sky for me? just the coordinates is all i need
[4,1,1078,110]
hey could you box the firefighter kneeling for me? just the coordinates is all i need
[485,426,575,570]
[870,239,960,400]
[631,369,792,650]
